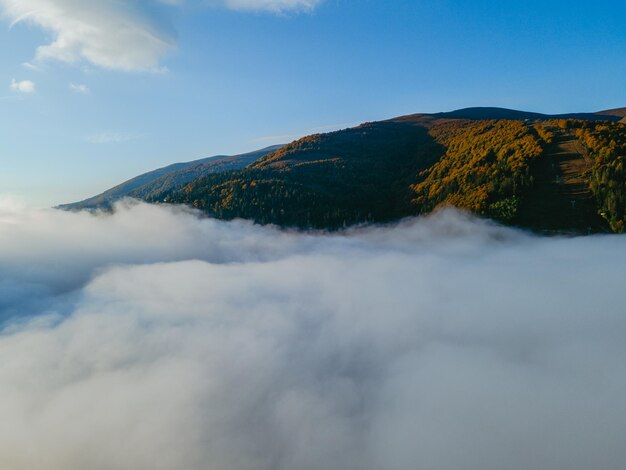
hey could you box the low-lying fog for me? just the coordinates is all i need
[0,199,625,470]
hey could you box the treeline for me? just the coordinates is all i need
[572,121,626,232]
[411,120,547,222]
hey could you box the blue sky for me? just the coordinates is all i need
[1,0,625,206]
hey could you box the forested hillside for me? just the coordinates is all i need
[158,121,443,228]
[152,114,624,233]
[411,120,546,222]
[67,107,625,234]
[573,121,626,231]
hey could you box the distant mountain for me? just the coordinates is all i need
[596,107,626,118]
[59,145,282,210]
[428,106,624,121]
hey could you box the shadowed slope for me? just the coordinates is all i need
[161,121,444,228]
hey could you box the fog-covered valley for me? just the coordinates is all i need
[0,199,624,469]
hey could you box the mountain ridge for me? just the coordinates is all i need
[59,145,282,210]
[63,107,626,234]
[391,106,626,123]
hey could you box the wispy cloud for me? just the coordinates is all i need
[69,82,90,94]
[0,1,177,72]
[21,61,42,71]
[9,79,35,93]
[85,132,142,144]
[0,0,324,72]
[216,0,324,13]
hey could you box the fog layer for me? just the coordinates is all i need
[0,199,625,470]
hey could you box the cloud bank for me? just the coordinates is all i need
[0,0,323,71]
[0,200,625,470]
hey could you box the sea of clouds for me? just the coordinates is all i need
[0,198,625,470]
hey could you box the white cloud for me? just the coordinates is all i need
[0,0,323,72]
[0,200,624,469]
[0,0,177,71]
[69,82,90,94]
[217,0,323,13]
[85,132,142,144]
[9,78,35,93]
[21,61,42,71]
